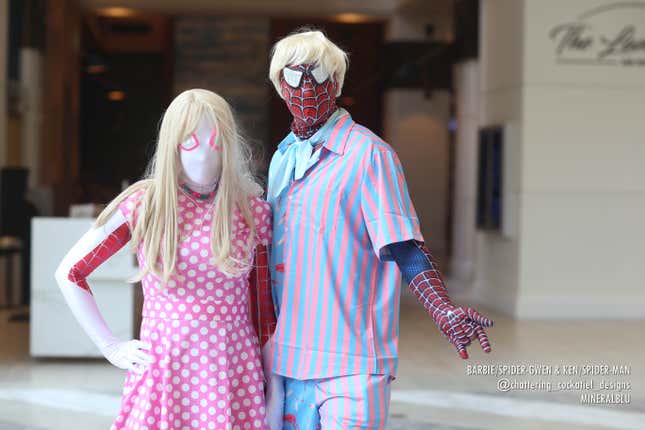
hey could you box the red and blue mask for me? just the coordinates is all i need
[280,63,338,139]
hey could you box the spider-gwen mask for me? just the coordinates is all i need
[280,63,338,139]
[178,115,222,192]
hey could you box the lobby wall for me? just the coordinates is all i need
[476,0,645,319]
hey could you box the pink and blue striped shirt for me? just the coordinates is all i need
[267,110,424,379]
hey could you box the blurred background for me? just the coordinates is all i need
[0,0,643,429]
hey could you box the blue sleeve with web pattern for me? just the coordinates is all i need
[387,240,434,284]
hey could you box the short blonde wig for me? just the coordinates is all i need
[269,29,349,98]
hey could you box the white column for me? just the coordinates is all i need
[472,0,525,317]
[450,60,480,284]
[385,0,453,264]
[0,0,8,167]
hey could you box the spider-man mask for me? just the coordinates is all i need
[280,63,338,139]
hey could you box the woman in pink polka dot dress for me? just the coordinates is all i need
[55,89,276,430]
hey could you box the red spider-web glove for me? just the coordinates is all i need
[409,245,493,359]
[248,244,277,348]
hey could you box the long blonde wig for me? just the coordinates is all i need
[95,89,263,283]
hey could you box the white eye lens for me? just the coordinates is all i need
[282,68,303,87]
[311,66,329,84]
[179,134,199,151]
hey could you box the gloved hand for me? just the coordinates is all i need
[428,303,493,359]
[100,338,153,374]
[54,209,152,372]
[389,241,493,359]
[262,336,284,430]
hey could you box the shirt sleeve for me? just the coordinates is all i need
[117,188,146,232]
[266,149,283,204]
[252,197,273,246]
[360,145,424,261]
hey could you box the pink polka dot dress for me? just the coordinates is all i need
[111,187,272,430]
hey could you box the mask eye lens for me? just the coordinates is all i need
[179,133,199,151]
[282,67,303,87]
[311,66,329,84]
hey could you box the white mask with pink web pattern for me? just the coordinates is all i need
[178,116,222,192]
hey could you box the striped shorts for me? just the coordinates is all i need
[283,374,392,430]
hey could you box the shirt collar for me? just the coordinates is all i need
[277,108,354,155]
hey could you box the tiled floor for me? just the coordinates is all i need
[0,299,643,430]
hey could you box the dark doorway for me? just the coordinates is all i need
[268,19,385,148]
[78,13,173,203]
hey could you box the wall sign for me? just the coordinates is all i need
[549,2,645,66]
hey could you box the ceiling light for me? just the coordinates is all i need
[334,13,374,23]
[97,7,137,18]
[107,90,126,101]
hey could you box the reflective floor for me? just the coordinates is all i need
[0,294,643,430]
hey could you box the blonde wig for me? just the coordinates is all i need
[95,89,263,283]
[269,29,349,98]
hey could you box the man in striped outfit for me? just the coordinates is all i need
[264,30,494,430]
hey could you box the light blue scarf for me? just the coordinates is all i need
[269,108,346,201]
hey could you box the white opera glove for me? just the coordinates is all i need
[54,209,152,374]
[262,335,284,430]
